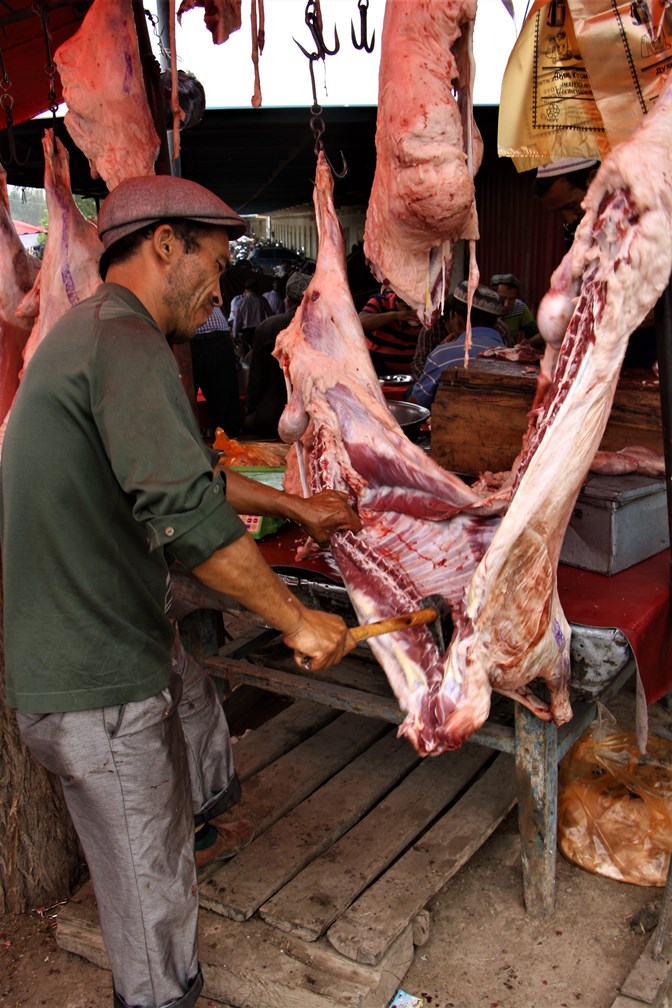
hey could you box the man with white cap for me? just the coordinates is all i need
[0,174,362,1008]
[532,156,599,245]
[533,157,657,369]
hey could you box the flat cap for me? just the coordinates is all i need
[98,175,246,249]
[454,281,504,316]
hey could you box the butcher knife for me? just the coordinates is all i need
[299,595,451,670]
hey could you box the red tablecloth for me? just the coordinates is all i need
[558,550,672,703]
[261,529,672,704]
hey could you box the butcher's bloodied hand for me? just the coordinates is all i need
[292,489,362,548]
[283,607,355,671]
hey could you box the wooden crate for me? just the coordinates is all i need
[430,360,663,476]
[57,698,516,1008]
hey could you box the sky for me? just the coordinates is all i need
[144,0,529,110]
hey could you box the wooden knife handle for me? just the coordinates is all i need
[349,608,438,643]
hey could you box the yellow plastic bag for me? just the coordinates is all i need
[498,0,672,170]
[558,731,672,886]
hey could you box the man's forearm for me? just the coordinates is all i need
[191,533,305,635]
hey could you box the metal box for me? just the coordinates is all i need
[560,473,669,576]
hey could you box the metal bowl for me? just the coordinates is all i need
[387,399,430,442]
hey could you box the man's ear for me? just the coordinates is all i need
[152,224,175,261]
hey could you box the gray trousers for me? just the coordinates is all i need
[17,635,238,1008]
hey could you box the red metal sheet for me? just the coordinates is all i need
[0,4,91,127]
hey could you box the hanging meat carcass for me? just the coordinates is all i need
[18,131,103,374]
[364,0,481,327]
[0,166,41,426]
[274,151,506,757]
[177,0,242,44]
[438,70,672,744]
[54,0,160,190]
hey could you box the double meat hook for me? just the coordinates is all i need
[351,0,375,53]
[294,0,347,178]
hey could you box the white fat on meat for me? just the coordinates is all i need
[441,71,672,744]
[274,152,506,757]
[54,0,159,190]
[0,165,41,426]
[19,131,103,374]
[364,0,481,327]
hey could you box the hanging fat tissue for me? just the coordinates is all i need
[276,70,672,756]
[54,0,160,190]
[364,0,480,327]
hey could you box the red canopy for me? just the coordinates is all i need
[0,3,91,128]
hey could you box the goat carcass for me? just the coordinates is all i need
[19,132,103,373]
[441,71,672,743]
[54,0,159,190]
[364,0,481,327]
[274,152,505,757]
[0,166,40,425]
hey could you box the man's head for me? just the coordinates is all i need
[97,175,246,342]
[490,273,522,316]
[532,157,599,239]
[450,281,504,330]
[285,271,311,306]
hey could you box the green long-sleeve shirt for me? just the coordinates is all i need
[1,283,245,713]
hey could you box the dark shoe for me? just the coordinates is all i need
[195,818,255,871]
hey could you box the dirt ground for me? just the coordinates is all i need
[2,682,671,1008]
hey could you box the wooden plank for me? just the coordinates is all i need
[57,884,415,1008]
[327,753,517,966]
[200,713,390,902]
[206,656,403,723]
[260,743,491,941]
[202,729,418,922]
[619,931,672,1006]
[232,699,341,782]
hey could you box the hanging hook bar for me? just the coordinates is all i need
[351,0,375,53]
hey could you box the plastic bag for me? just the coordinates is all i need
[558,729,672,886]
[498,0,672,170]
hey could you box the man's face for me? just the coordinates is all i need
[164,228,230,343]
[494,284,518,315]
[540,178,586,226]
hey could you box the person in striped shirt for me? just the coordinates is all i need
[358,285,422,376]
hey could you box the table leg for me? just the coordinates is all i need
[514,702,558,915]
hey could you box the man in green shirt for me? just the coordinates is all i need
[1,174,361,1008]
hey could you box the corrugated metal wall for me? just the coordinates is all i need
[474,106,567,313]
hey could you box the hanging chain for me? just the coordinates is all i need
[294,0,346,173]
[0,47,15,124]
[35,2,59,117]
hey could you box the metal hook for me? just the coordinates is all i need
[294,1,339,61]
[351,0,375,53]
[324,148,348,179]
[0,52,30,168]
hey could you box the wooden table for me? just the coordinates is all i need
[204,616,634,918]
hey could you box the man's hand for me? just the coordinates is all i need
[224,470,362,549]
[289,489,362,548]
[283,607,356,671]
